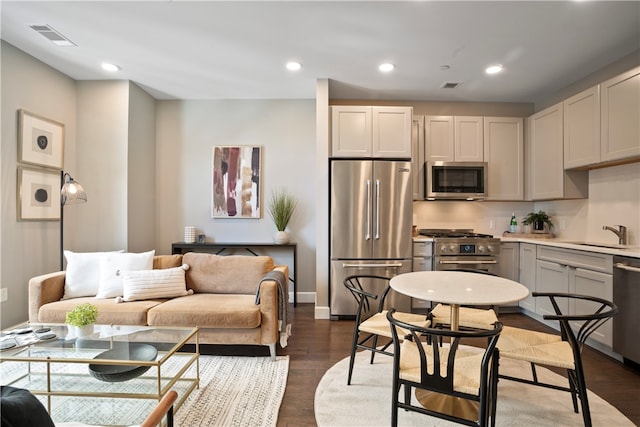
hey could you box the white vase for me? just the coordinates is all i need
[69,324,94,338]
[274,231,290,244]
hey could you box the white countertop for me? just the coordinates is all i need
[413,235,640,258]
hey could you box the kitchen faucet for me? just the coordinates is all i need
[603,225,627,245]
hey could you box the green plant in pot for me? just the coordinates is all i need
[65,303,98,337]
[522,210,554,233]
[267,188,297,244]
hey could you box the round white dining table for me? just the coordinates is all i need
[390,270,530,330]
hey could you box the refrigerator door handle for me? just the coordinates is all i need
[342,262,404,268]
[365,179,371,240]
[374,179,380,240]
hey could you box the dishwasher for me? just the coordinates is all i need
[612,256,640,365]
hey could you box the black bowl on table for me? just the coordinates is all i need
[88,343,158,382]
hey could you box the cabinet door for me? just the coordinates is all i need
[528,103,564,200]
[425,116,454,162]
[569,267,613,347]
[601,67,640,162]
[411,115,425,200]
[454,116,484,161]
[535,259,569,316]
[331,106,372,157]
[499,243,519,281]
[372,106,412,158]
[564,86,600,169]
[519,243,536,312]
[484,117,524,200]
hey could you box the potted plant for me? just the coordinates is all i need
[65,303,99,337]
[267,188,297,244]
[522,210,554,233]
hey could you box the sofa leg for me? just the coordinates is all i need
[269,343,276,360]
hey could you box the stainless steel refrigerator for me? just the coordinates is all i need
[330,159,413,318]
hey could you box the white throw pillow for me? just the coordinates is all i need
[63,250,124,299]
[120,265,192,302]
[96,250,155,299]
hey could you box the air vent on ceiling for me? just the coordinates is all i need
[441,82,461,89]
[30,24,76,46]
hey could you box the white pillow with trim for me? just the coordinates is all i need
[63,250,124,299]
[96,250,155,299]
[119,265,192,302]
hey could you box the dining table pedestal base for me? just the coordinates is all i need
[415,389,479,422]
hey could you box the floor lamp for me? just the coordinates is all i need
[60,171,87,270]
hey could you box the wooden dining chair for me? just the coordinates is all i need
[387,309,503,427]
[430,269,499,331]
[497,292,618,427]
[343,274,430,385]
[140,390,178,427]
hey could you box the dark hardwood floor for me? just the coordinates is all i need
[273,303,640,427]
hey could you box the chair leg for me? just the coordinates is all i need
[391,382,400,427]
[574,368,593,427]
[370,334,379,364]
[347,330,359,385]
[567,370,580,414]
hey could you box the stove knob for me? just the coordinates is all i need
[449,244,457,252]
[478,245,486,253]
[440,245,448,253]
[486,245,494,253]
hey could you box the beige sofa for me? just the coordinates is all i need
[28,252,289,358]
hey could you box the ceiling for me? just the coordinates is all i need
[1,1,639,103]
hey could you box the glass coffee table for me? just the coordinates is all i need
[0,323,199,426]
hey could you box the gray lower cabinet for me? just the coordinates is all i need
[518,243,536,312]
[412,241,433,309]
[535,245,613,348]
[499,243,520,308]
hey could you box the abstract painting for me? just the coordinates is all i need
[18,109,65,170]
[17,166,60,221]
[212,146,261,218]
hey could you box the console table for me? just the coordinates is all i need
[171,242,298,307]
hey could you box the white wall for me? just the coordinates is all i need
[1,42,77,327]
[154,100,317,299]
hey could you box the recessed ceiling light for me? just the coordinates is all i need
[101,63,121,72]
[485,64,503,75]
[286,61,302,71]
[379,63,395,73]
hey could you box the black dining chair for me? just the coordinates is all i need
[342,274,429,385]
[387,309,503,427]
[497,292,618,427]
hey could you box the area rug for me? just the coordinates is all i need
[315,351,633,426]
[16,355,288,426]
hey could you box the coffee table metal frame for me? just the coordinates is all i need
[0,323,199,425]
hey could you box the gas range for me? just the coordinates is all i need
[419,229,500,273]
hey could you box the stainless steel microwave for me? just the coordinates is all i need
[425,161,488,200]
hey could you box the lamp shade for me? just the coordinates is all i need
[61,173,87,206]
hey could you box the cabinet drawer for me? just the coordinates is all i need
[537,246,613,273]
[413,242,433,257]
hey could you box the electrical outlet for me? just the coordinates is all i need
[560,219,566,231]
[0,288,7,302]
[489,220,495,230]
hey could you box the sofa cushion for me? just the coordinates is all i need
[121,266,191,302]
[183,253,274,294]
[38,297,163,326]
[147,294,261,328]
[153,254,183,269]
[96,250,155,299]
[63,250,123,299]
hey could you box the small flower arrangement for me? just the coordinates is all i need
[65,303,99,327]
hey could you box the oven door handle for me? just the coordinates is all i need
[438,260,498,265]
[342,262,404,269]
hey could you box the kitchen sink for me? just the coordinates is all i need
[566,241,629,250]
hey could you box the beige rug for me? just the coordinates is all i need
[315,350,633,426]
[17,354,289,426]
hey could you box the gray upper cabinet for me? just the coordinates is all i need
[484,117,524,201]
[600,66,640,163]
[331,106,412,158]
[564,85,601,169]
[411,115,425,200]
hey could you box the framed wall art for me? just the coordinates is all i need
[17,166,60,221]
[212,145,262,218]
[18,109,65,170]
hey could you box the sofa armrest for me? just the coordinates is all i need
[257,265,289,345]
[29,272,65,323]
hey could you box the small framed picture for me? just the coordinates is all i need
[18,109,65,170]
[17,166,60,221]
